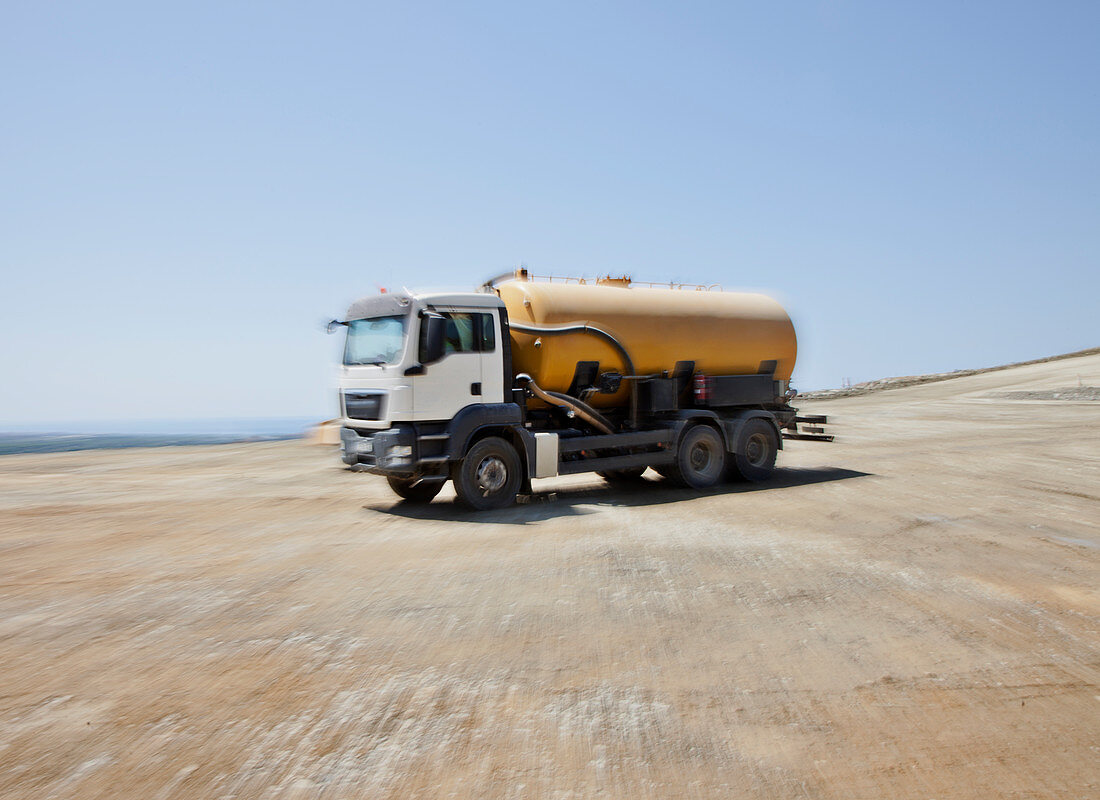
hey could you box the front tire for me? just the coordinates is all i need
[665,424,726,489]
[386,476,444,503]
[453,436,522,510]
[727,418,778,482]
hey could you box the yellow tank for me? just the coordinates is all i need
[496,276,797,409]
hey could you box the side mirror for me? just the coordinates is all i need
[420,313,446,364]
[326,319,346,334]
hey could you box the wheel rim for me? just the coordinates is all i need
[689,440,714,472]
[745,432,769,467]
[475,456,508,496]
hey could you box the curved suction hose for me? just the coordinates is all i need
[516,374,616,435]
[508,322,636,378]
[479,270,519,292]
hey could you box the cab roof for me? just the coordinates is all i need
[343,290,502,321]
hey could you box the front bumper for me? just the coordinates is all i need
[340,425,419,475]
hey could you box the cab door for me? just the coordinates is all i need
[412,308,501,421]
[477,310,505,404]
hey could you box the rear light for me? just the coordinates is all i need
[693,373,713,404]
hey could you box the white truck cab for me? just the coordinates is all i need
[334,290,519,488]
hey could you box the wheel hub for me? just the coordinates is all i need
[475,456,508,495]
[745,433,767,466]
[690,441,713,471]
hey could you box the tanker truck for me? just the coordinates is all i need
[330,269,830,509]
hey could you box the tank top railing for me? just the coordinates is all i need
[629,280,725,292]
[517,271,723,292]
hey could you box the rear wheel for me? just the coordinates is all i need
[453,436,522,510]
[386,476,444,503]
[597,467,648,484]
[727,418,778,482]
[665,424,725,489]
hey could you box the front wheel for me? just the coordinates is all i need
[386,476,445,503]
[665,424,726,489]
[727,418,778,482]
[453,436,523,510]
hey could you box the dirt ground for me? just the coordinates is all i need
[1,355,1098,799]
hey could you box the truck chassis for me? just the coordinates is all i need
[341,387,829,510]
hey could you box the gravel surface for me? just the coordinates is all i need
[1,354,1098,799]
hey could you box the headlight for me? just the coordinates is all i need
[387,445,413,458]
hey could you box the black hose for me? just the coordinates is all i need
[507,322,636,377]
[544,390,618,434]
[515,374,616,435]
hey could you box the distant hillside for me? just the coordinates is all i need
[799,346,1100,400]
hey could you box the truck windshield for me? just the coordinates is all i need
[344,315,406,365]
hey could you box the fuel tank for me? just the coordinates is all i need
[496,276,797,409]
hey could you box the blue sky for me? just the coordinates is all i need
[2,1,1097,427]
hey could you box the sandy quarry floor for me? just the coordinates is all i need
[1,355,1098,799]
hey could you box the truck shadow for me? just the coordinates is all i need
[365,466,873,525]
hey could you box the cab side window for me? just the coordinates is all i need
[443,315,475,353]
[478,313,496,351]
[421,312,496,359]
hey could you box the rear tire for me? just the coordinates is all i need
[665,424,726,489]
[726,418,778,482]
[386,476,444,503]
[453,436,522,510]
[597,467,648,484]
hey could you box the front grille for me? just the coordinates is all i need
[345,391,386,420]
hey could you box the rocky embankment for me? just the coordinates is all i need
[798,346,1100,400]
